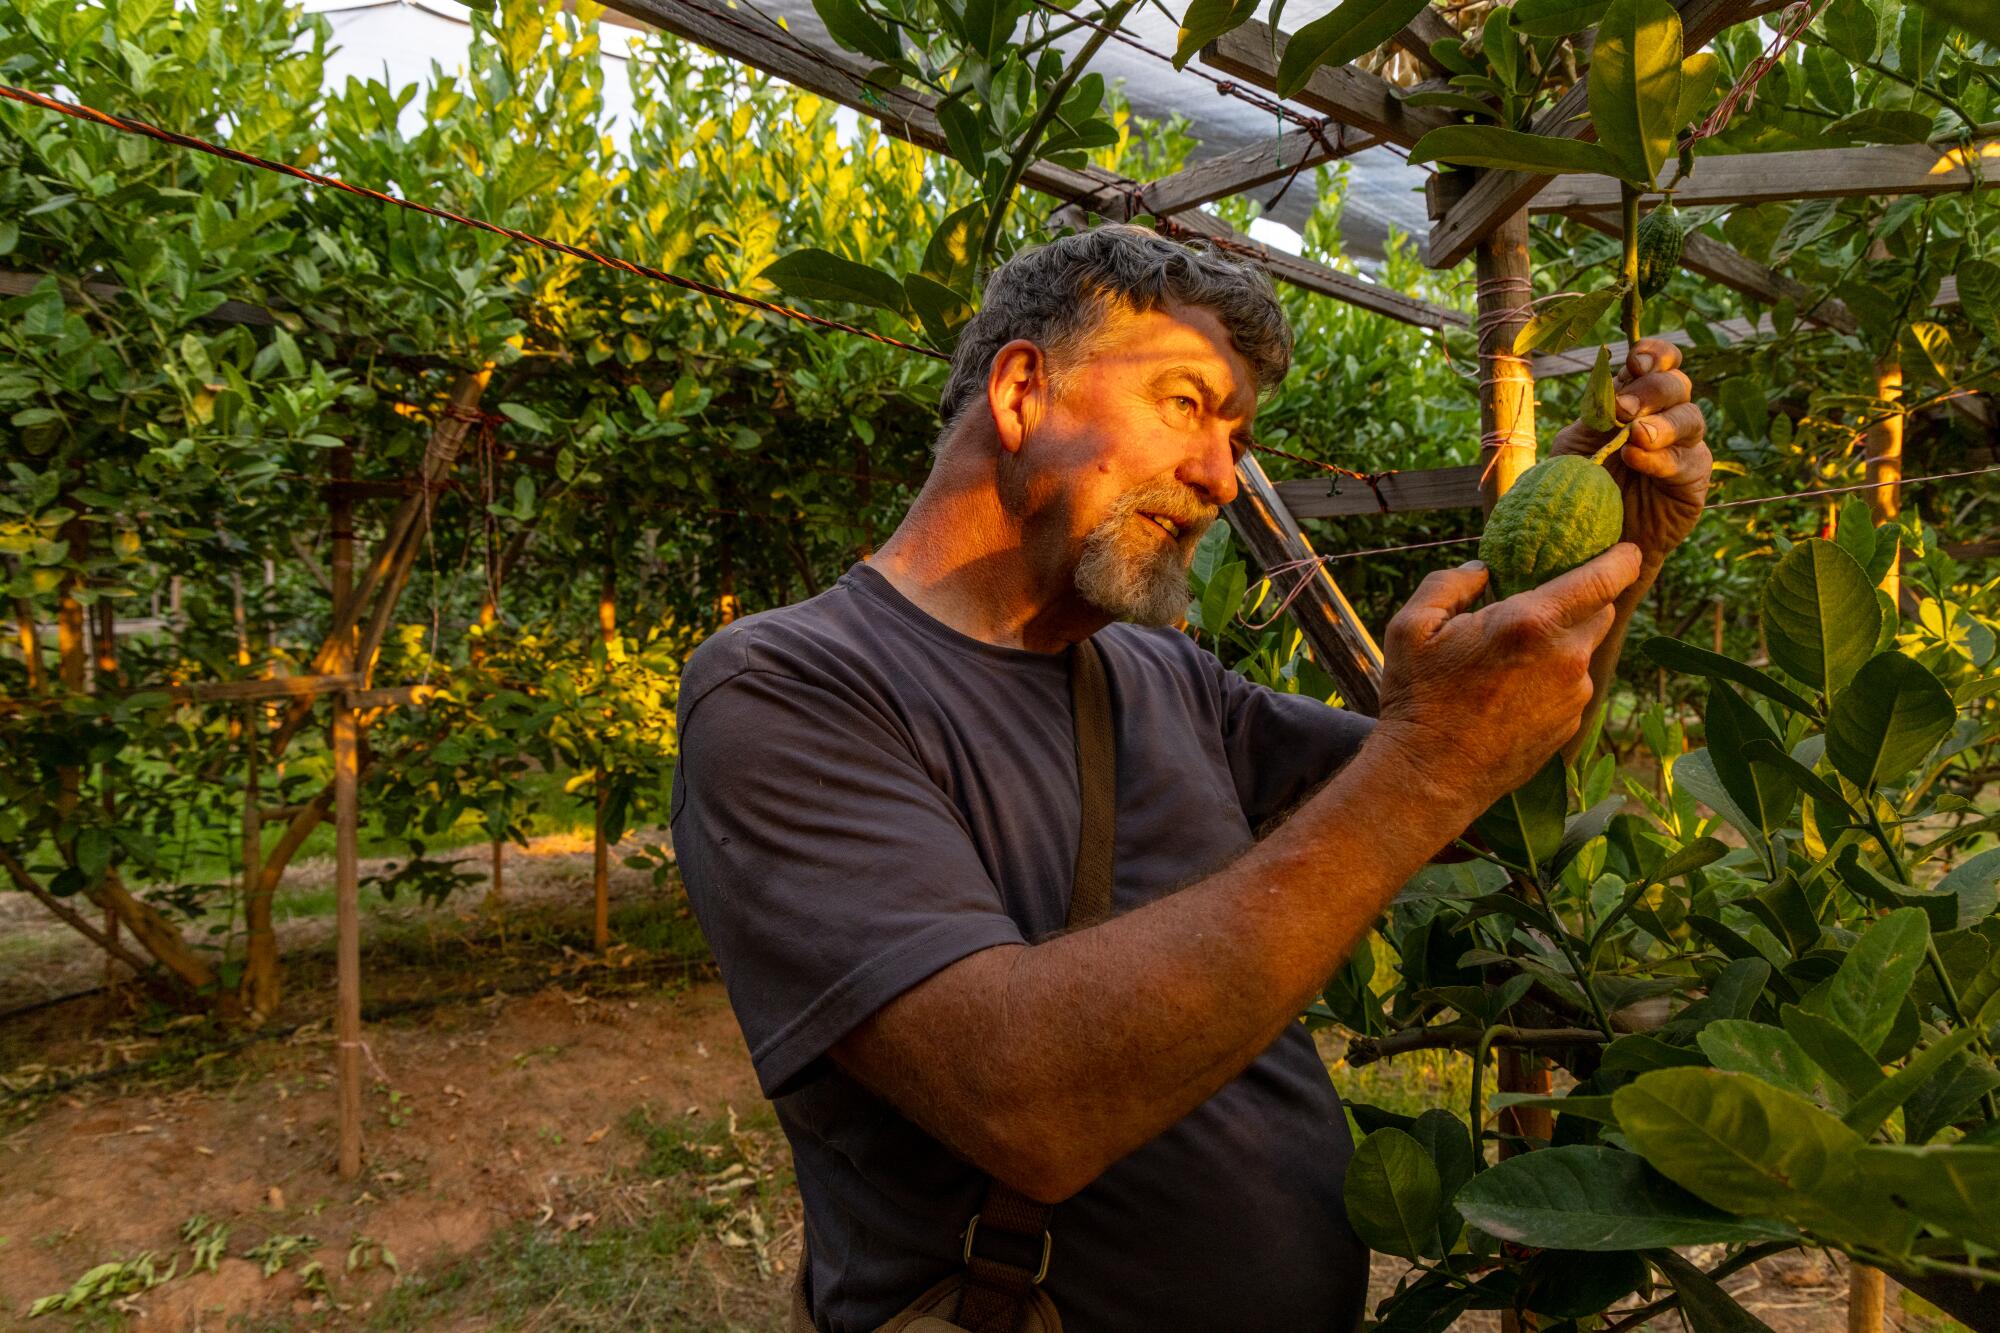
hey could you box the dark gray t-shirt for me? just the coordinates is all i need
[670,563,1374,1333]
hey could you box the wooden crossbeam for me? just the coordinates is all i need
[1203,22,1459,147]
[604,0,1466,339]
[1534,142,2000,212]
[1276,464,1482,518]
[1391,7,1460,79]
[1422,0,1762,268]
[1563,210,1859,336]
[1067,124,1381,220]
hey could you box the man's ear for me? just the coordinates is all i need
[985,339,1047,456]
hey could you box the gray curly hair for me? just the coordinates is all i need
[935,224,1294,431]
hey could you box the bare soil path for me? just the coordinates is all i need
[0,849,1953,1332]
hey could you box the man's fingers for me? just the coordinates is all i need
[1532,544,1643,626]
[1626,402,1709,458]
[1624,338,1682,380]
[1614,370,1692,421]
[1388,561,1490,647]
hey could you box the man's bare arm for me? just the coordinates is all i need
[832,546,1643,1202]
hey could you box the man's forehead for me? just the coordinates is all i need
[1093,303,1257,409]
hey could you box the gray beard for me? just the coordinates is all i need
[1073,483,1214,627]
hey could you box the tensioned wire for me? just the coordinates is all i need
[5,80,1995,563]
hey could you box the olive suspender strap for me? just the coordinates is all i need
[952,637,1116,1333]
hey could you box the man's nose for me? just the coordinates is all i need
[1179,430,1240,508]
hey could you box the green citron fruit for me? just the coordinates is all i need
[1635,203,1687,301]
[1478,455,1624,597]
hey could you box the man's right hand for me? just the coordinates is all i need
[1372,544,1643,819]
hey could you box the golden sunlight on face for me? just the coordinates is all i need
[1049,303,1259,626]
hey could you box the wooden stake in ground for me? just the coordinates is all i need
[1867,349,1904,604]
[1849,1264,1885,1333]
[333,681,363,1179]
[1476,211,1537,513]
[594,555,616,953]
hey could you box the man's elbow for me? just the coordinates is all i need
[976,1114,1108,1204]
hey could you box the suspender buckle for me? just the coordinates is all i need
[961,1214,1052,1285]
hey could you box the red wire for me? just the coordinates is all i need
[0,83,950,362]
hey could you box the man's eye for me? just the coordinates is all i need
[1166,395,1198,418]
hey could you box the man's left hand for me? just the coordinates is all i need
[1549,338,1711,561]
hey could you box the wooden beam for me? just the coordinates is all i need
[1423,0,1762,268]
[1225,458,1385,712]
[1203,21,1459,147]
[1067,124,1381,220]
[1533,142,2000,212]
[610,0,1468,333]
[1564,209,1859,335]
[1276,464,1483,518]
[1391,6,1460,79]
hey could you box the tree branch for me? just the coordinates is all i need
[1344,1024,1607,1067]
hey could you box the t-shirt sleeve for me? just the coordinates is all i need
[1212,662,1375,829]
[670,665,1026,1099]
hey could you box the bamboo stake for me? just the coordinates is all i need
[594,554,615,951]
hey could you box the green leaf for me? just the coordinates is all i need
[1704,685,1795,838]
[1760,540,1881,695]
[498,402,549,433]
[1833,497,1877,572]
[1936,847,2000,930]
[1672,748,1767,857]
[1819,0,1880,64]
[1648,1249,1779,1333]
[1174,0,1260,68]
[810,0,902,64]
[1697,1021,1825,1101]
[1343,1127,1444,1259]
[1487,1092,1619,1125]
[1483,4,1521,94]
[1473,753,1567,877]
[1587,0,1684,186]
[1276,0,1433,98]
[1828,106,1934,144]
[1197,559,1247,636]
[903,274,972,354]
[1906,0,2000,45]
[1781,1005,1887,1106]
[1410,125,1626,177]
[1825,652,1954,788]
[1456,1146,1797,1251]
[758,248,909,314]
[1581,344,1619,431]
[1614,1068,1908,1251]
[0,220,17,257]
[1803,907,1930,1057]
[1676,51,1720,127]
[1512,288,1621,356]
[1841,1026,1983,1136]
[922,203,985,295]
[1956,258,2000,344]
[1851,1143,2000,1252]
[1509,0,1609,37]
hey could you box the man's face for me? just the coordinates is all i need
[1003,302,1259,627]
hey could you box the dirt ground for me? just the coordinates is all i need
[0,840,1958,1332]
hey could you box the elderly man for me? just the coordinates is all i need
[670,224,1709,1333]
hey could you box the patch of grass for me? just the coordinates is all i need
[1326,1039,1474,1122]
[369,1106,790,1333]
